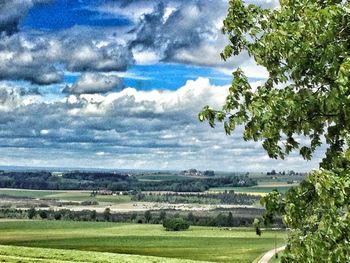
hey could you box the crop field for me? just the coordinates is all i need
[0,189,64,198]
[210,180,300,196]
[209,186,291,196]
[0,220,286,263]
[0,189,131,204]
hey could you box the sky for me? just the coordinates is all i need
[0,0,323,172]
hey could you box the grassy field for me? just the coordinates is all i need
[0,189,131,204]
[0,189,64,198]
[0,245,203,263]
[209,186,291,196]
[209,181,299,196]
[0,220,286,263]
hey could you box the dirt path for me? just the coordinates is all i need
[258,246,286,263]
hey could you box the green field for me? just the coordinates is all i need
[0,220,286,263]
[0,189,131,204]
[210,181,299,196]
[0,189,64,198]
[0,245,203,263]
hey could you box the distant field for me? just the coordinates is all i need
[0,189,131,204]
[0,189,64,198]
[210,186,292,195]
[0,220,286,263]
[210,180,299,196]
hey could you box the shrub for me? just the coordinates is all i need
[163,218,190,231]
[27,207,36,219]
[39,210,48,219]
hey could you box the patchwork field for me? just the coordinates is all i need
[0,220,286,263]
[0,189,131,204]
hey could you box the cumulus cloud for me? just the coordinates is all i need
[129,1,227,67]
[0,29,134,85]
[63,73,124,94]
[84,0,278,71]
[0,78,322,171]
[122,0,280,68]
[0,0,315,171]
[0,0,279,85]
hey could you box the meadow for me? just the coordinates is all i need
[0,189,131,204]
[0,220,286,263]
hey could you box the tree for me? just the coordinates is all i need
[199,0,350,261]
[159,211,167,222]
[27,207,36,219]
[39,210,48,219]
[144,210,152,223]
[54,211,62,220]
[227,212,234,227]
[163,218,190,231]
[103,208,111,221]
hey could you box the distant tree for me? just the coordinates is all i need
[54,211,62,220]
[187,212,195,223]
[103,208,111,221]
[163,218,190,231]
[159,211,166,222]
[227,212,234,227]
[144,210,152,223]
[90,210,97,221]
[27,207,36,219]
[131,212,137,222]
[39,210,48,219]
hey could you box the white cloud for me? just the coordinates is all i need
[0,78,322,171]
[63,73,124,94]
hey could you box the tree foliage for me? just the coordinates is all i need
[199,0,350,166]
[199,0,350,261]
[163,218,190,231]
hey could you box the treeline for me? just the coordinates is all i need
[131,191,260,205]
[0,171,135,190]
[0,207,283,228]
[133,176,257,192]
[0,171,256,192]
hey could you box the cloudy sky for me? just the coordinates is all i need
[0,0,323,172]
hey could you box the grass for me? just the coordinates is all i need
[0,189,63,198]
[44,192,131,203]
[0,245,203,263]
[0,189,131,204]
[0,220,286,263]
[210,186,292,196]
[210,181,298,196]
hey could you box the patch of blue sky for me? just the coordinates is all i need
[62,63,263,92]
[63,74,79,85]
[20,0,131,31]
[124,63,232,90]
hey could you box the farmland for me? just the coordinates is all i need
[0,220,286,263]
[0,170,296,262]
